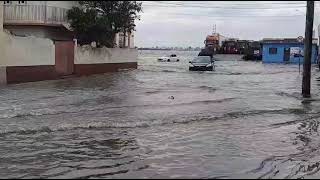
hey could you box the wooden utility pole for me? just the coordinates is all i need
[0,1,3,31]
[302,1,314,98]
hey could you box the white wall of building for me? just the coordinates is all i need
[130,32,135,48]
[118,32,136,48]
[0,32,55,66]
[0,66,7,85]
[0,2,5,76]
[114,33,120,47]
[75,45,138,65]
[0,31,137,67]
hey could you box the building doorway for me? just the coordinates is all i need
[284,47,290,62]
[55,41,74,76]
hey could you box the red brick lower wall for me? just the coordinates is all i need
[5,62,138,84]
[6,65,58,84]
[74,62,138,76]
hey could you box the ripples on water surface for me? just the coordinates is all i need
[2,50,320,178]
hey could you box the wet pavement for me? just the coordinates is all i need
[1,50,320,178]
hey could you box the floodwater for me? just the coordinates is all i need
[1,50,320,178]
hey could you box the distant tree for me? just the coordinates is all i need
[67,1,142,48]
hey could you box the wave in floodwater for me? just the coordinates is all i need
[247,118,320,179]
[138,67,299,76]
[0,106,315,138]
[0,97,236,120]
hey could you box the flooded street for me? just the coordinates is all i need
[2,50,320,178]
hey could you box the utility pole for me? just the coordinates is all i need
[302,1,314,98]
[0,1,3,31]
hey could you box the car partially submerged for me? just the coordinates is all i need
[189,56,215,71]
[157,54,180,62]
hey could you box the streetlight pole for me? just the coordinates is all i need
[302,1,314,98]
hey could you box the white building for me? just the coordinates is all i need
[2,1,134,47]
[0,1,138,84]
[2,1,77,40]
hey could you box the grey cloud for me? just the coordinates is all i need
[135,1,313,47]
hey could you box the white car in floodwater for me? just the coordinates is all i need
[157,54,180,62]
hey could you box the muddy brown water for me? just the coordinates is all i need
[1,50,320,178]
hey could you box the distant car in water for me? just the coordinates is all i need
[157,54,180,62]
[189,56,215,71]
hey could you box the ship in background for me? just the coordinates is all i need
[199,25,262,60]
[204,33,228,53]
[199,24,242,56]
[198,25,227,57]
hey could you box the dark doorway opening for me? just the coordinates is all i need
[284,47,290,62]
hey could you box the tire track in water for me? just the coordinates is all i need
[139,67,299,76]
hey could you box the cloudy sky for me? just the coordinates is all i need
[135,1,320,48]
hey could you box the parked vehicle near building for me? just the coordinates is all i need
[189,56,215,71]
[220,40,239,54]
[237,40,250,54]
[242,41,262,61]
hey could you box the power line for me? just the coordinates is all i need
[147,1,306,6]
[143,1,320,8]
[144,1,306,7]
[160,16,306,21]
[142,7,306,18]
[143,4,306,9]
[165,13,305,18]
[142,1,308,19]
[140,13,306,21]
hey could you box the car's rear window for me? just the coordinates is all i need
[192,56,211,63]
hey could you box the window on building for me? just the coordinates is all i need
[269,47,278,54]
[3,1,12,4]
[18,1,26,4]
